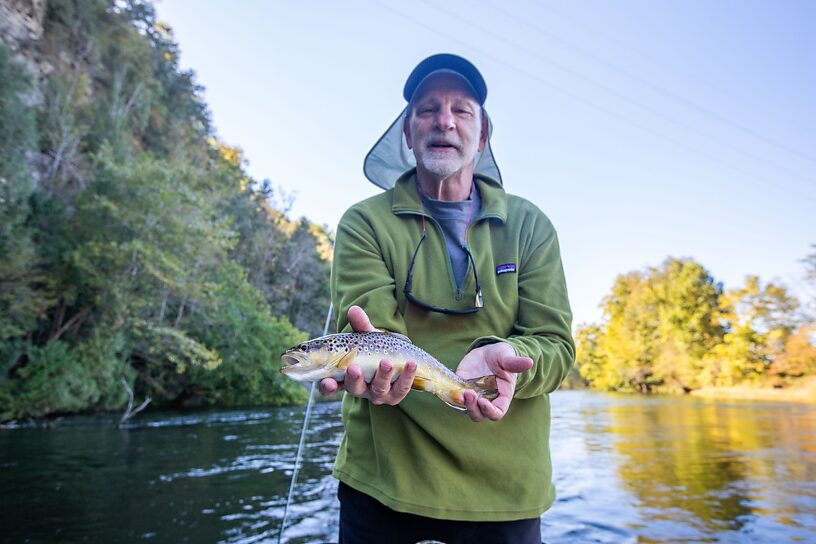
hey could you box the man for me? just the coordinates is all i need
[320,53,575,544]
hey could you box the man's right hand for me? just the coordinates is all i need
[318,306,417,405]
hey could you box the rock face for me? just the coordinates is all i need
[1,0,48,109]
[1,0,48,185]
[0,0,46,51]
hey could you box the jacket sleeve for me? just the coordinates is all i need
[468,216,575,398]
[330,205,408,335]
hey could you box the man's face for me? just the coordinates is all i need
[404,73,488,179]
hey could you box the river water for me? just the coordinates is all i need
[1,391,814,543]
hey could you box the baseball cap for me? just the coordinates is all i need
[403,53,487,105]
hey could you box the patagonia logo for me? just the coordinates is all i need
[495,263,517,275]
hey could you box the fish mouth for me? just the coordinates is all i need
[280,352,307,373]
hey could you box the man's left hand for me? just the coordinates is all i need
[456,342,533,422]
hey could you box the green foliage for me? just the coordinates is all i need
[0,332,131,420]
[0,45,51,341]
[38,0,211,172]
[264,220,333,336]
[215,144,332,337]
[183,262,309,407]
[0,0,330,420]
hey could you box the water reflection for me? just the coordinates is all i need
[544,393,816,543]
[0,392,814,543]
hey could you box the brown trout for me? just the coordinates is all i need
[280,332,498,411]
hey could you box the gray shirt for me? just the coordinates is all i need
[421,185,482,289]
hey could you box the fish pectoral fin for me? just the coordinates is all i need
[330,347,359,371]
[465,374,499,401]
[411,376,430,391]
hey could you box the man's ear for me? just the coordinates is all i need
[478,110,488,152]
[403,110,413,149]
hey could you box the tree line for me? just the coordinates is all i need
[0,0,331,421]
[573,253,816,394]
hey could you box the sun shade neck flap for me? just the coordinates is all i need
[363,107,503,191]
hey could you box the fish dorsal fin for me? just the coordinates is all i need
[384,331,412,344]
[370,328,412,344]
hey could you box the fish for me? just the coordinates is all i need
[280,331,498,411]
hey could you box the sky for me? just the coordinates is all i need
[154,0,815,328]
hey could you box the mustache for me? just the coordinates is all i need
[421,133,461,150]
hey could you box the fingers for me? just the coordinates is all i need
[463,387,513,423]
[319,378,339,396]
[340,360,415,406]
[390,361,416,400]
[348,305,376,333]
[483,395,510,419]
[368,360,416,405]
[463,390,484,422]
[343,364,368,397]
[498,355,533,374]
[464,390,507,422]
[368,360,394,403]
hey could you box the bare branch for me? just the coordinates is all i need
[118,378,152,427]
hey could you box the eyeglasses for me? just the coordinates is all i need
[403,231,484,315]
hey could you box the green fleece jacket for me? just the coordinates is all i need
[330,169,575,521]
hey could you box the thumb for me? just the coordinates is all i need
[348,305,376,333]
[499,355,533,374]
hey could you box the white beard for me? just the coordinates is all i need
[416,137,479,178]
[418,149,465,177]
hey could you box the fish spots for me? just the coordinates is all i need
[296,331,437,366]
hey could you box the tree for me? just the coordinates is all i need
[801,244,816,320]
[771,325,816,381]
[596,258,723,392]
[0,45,50,345]
[574,323,604,388]
[705,276,801,386]
[1,0,331,420]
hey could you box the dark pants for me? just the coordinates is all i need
[338,482,541,544]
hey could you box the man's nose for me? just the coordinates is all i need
[435,108,456,130]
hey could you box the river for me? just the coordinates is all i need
[1,391,814,543]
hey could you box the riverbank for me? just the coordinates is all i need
[690,377,816,404]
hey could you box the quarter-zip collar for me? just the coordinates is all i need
[391,168,507,223]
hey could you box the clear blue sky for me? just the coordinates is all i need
[155,0,815,328]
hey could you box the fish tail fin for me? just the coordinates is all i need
[465,374,499,401]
